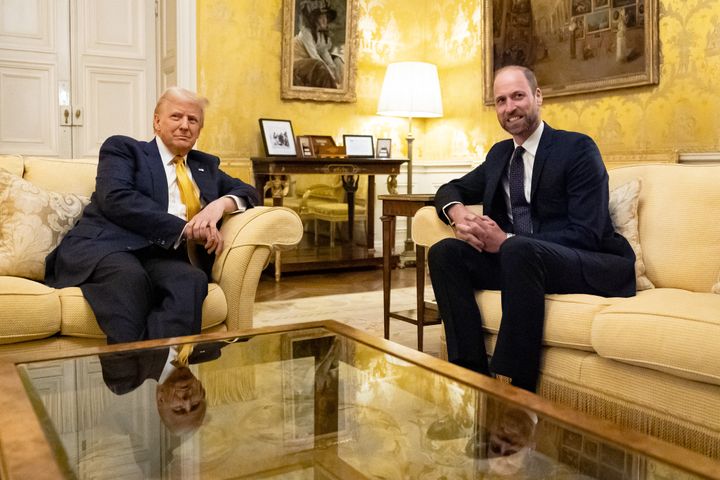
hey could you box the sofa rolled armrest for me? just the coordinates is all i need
[211,207,303,331]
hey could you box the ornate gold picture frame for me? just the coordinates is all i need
[483,0,658,104]
[281,0,358,102]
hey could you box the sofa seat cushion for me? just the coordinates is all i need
[0,276,60,344]
[59,283,229,338]
[477,290,619,350]
[592,288,720,386]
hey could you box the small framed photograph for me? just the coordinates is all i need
[343,134,374,158]
[259,118,297,156]
[296,135,314,158]
[376,138,392,158]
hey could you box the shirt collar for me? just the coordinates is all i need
[513,121,544,157]
[155,136,185,166]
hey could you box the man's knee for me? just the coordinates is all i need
[499,235,541,265]
[429,238,465,270]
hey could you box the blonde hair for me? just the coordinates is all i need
[154,86,210,126]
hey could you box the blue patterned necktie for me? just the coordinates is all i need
[509,146,532,235]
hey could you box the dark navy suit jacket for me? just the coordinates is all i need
[434,123,636,297]
[45,135,259,287]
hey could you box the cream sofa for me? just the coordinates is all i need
[412,163,720,459]
[0,155,303,361]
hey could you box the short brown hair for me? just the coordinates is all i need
[494,65,538,92]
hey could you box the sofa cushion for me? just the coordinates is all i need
[0,276,61,344]
[477,290,619,350]
[0,169,89,281]
[58,283,229,337]
[21,156,98,196]
[608,178,653,291]
[609,164,720,292]
[0,155,24,177]
[592,288,720,386]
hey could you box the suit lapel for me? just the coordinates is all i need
[486,140,514,206]
[145,139,169,210]
[530,123,554,201]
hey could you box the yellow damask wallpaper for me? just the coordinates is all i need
[197,0,720,172]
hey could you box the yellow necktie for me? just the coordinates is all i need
[173,155,201,220]
[173,343,194,367]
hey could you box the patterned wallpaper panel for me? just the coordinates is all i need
[197,0,720,167]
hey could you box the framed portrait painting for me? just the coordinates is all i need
[483,0,658,103]
[281,0,359,102]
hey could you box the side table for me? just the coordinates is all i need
[379,194,442,351]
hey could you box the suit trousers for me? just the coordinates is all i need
[80,245,208,344]
[428,235,601,392]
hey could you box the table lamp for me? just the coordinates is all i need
[377,61,443,263]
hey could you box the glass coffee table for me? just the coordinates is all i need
[1,320,718,479]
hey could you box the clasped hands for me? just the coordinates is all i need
[448,204,507,253]
[183,197,235,254]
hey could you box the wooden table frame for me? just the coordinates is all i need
[379,194,441,352]
[0,320,717,480]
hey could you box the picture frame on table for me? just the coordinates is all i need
[343,134,374,158]
[376,138,392,158]
[280,0,359,102]
[296,135,314,157]
[259,118,297,156]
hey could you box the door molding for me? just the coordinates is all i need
[176,0,196,90]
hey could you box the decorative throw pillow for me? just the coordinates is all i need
[0,169,89,281]
[608,178,654,291]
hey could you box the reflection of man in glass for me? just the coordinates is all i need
[293,0,344,89]
[100,343,224,435]
[484,406,538,475]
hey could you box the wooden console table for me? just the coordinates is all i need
[252,157,407,279]
[379,194,441,352]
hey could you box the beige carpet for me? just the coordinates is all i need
[253,286,443,357]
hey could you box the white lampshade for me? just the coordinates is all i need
[377,62,443,119]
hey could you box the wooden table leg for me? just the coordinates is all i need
[274,250,281,282]
[382,214,393,340]
[416,244,426,351]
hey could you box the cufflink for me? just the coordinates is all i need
[495,374,513,385]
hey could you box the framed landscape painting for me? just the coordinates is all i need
[281,0,359,102]
[483,0,658,103]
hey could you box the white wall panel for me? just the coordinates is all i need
[76,66,147,157]
[0,0,53,51]
[77,0,146,58]
[0,63,56,154]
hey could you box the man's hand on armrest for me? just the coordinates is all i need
[185,197,237,255]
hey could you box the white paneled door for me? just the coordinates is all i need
[0,0,156,158]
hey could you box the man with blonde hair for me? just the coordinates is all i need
[45,87,258,344]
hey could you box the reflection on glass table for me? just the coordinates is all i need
[15,322,717,479]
